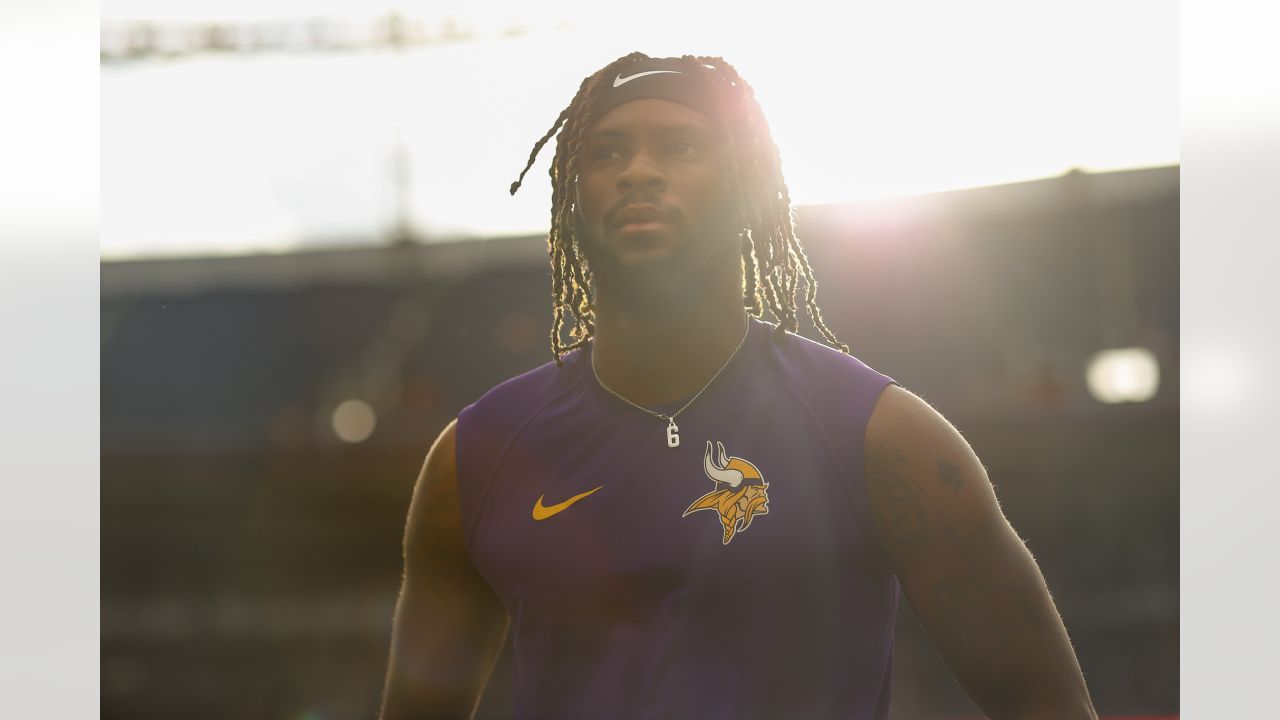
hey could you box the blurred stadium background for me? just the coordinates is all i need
[101,2,1178,718]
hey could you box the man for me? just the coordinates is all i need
[379,53,1097,720]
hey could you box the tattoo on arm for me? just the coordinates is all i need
[866,441,930,546]
[938,458,964,493]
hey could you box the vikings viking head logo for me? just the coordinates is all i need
[683,441,770,545]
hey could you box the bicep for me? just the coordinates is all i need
[381,420,509,720]
[864,384,1011,549]
[402,420,468,575]
[863,385,1092,717]
[864,384,1035,615]
[399,419,505,627]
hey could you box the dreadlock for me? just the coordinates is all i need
[509,52,849,365]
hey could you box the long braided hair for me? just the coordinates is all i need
[509,52,848,364]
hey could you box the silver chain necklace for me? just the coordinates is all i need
[590,319,750,449]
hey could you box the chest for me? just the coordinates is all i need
[466,396,871,610]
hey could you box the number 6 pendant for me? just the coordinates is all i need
[666,419,680,448]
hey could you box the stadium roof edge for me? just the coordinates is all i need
[101,165,1177,297]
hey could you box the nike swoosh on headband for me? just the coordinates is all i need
[613,69,682,87]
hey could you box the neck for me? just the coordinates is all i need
[590,266,749,407]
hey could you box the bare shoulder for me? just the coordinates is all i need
[863,384,1007,556]
[421,418,458,486]
[405,419,465,564]
[865,384,965,470]
[866,384,944,440]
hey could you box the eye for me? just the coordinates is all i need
[669,141,701,156]
[590,145,623,162]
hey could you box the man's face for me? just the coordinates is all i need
[574,98,739,288]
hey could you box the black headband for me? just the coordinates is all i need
[591,57,721,122]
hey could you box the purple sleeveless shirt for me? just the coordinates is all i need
[456,318,900,719]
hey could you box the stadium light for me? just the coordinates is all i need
[1085,347,1160,404]
[331,398,377,442]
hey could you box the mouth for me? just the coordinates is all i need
[615,221,670,234]
[611,204,670,232]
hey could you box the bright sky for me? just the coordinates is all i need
[100,0,1179,258]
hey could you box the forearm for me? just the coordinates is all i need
[380,583,509,720]
[905,523,1096,720]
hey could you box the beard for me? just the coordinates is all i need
[575,213,743,311]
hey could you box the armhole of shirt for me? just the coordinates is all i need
[454,378,582,562]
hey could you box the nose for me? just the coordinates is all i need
[616,150,666,193]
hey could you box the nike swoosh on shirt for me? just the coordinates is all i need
[613,69,681,87]
[532,486,604,520]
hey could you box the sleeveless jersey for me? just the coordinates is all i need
[456,318,900,720]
